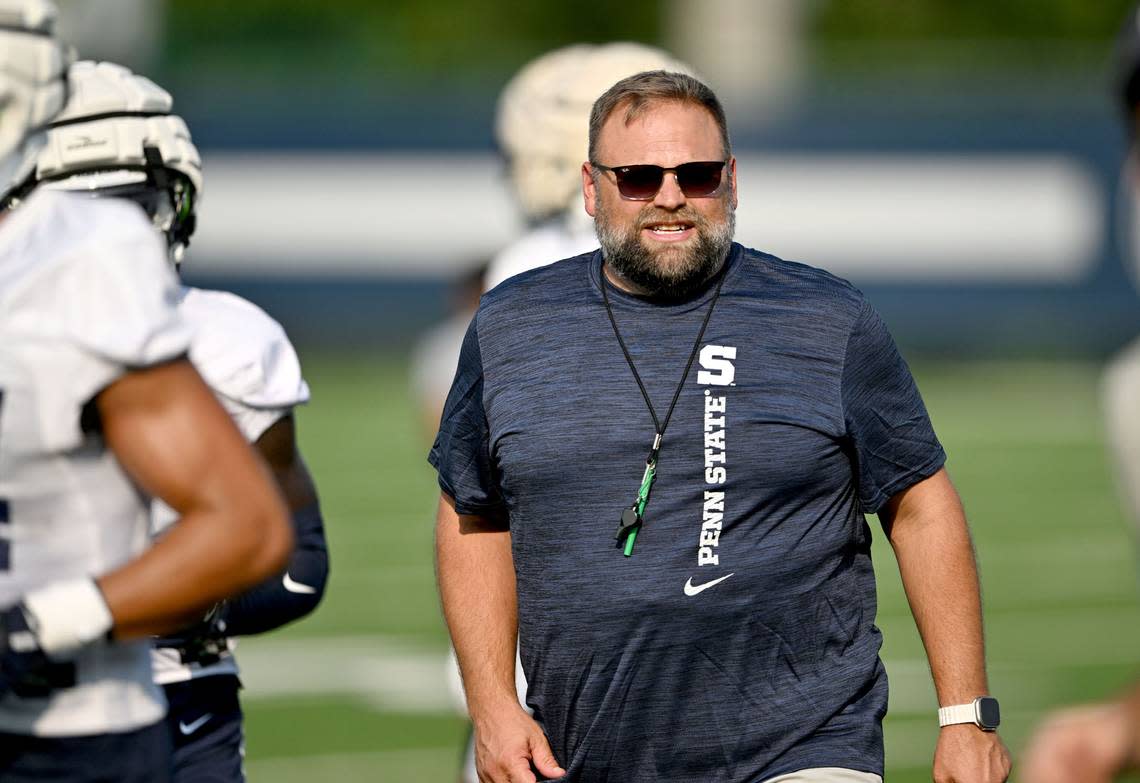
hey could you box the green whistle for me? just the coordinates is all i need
[622,458,657,556]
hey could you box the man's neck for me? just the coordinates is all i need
[601,262,645,296]
[601,255,727,301]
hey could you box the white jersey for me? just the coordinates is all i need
[1104,336,1140,534]
[0,191,191,736]
[483,213,598,291]
[150,286,309,684]
[409,311,473,415]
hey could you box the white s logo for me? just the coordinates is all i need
[697,345,737,386]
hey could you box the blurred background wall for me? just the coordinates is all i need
[56,0,1140,357]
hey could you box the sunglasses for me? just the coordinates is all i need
[591,160,728,200]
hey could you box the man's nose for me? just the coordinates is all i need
[653,171,686,209]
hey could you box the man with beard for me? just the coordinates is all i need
[431,71,1011,783]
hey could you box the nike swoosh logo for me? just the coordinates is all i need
[282,572,317,594]
[179,714,212,735]
[683,573,735,596]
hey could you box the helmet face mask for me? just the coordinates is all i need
[38,166,192,261]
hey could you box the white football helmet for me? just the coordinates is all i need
[496,42,694,223]
[27,60,202,263]
[0,0,69,204]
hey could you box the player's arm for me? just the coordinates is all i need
[214,413,328,635]
[94,358,293,639]
[435,493,564,783]
[880,468,1011,783]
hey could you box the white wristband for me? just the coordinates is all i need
[22,578,114,657]
[938,703,977,727]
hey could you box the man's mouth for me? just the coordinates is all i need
[642,221,695,242]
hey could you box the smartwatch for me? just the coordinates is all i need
[938,696,1000,731]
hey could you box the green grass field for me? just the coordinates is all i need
[236,354,1140,782]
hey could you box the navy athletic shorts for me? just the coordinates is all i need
[164,673,245,783]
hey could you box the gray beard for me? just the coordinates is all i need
[596,205,735,299]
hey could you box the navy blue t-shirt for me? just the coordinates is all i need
[430,243,945,782]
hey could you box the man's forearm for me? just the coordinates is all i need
[884,469,989,704]
[884,469,1011,781]
[435,494,520,718]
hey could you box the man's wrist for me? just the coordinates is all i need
[467,687,527,723]
[938,696,1001,731]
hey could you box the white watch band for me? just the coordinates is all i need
[938,703,977,727]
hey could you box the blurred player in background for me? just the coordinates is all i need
[414,44,696,437]
[11,59,330,782]
[420,42,696,783]
[1020,6,1140,781]
[0,3,293,780]
[410,260,487,438]
[1109,6,1140,553]
[486,42,693,291]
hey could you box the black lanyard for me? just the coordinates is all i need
[600,260,728,556]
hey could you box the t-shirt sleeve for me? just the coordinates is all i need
[427,312,505,518]
[841,298,946,514]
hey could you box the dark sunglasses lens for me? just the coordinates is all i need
[675,162,724,196]
[611,162,725,199]
[614,165,666,199]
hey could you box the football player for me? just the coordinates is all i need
[11,60,330,782]
[485,42,693,291]
[0,3,293,781]
[1020,6,1140,780]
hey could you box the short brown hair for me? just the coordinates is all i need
[588,70,731,163]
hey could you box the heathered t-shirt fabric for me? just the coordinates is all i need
[429,243,946,782]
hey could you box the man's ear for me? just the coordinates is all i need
[728,157,739,210]
[582,162,598,217]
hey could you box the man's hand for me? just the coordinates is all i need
[472,702,565,783]
[932,725,1010,783]
[1020,701,1138,783]
[0,603,75,699]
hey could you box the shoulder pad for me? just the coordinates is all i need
[178,287,309,410]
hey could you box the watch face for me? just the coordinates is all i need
[976,697,1001,729]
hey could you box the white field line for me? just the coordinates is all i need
[236,635,456,713]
